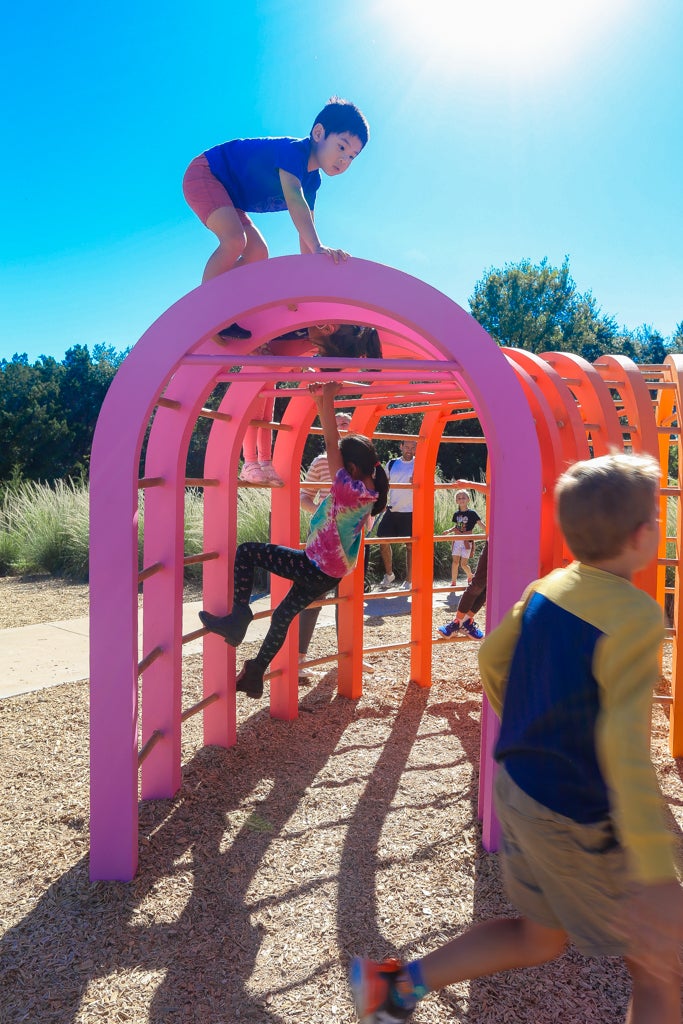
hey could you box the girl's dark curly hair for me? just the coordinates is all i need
[339,433,388,515]
[317,325,382,360]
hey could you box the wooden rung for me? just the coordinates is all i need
[364,536,415,546]
[439,436,487,443]
[658,557,680,567]
[138,646,164,675]
[298,651,349,670]
[181,692,220,722]
[362,640,416,654]
[138,477,165,488]
[199,407,232,422]
[249,419,293,431]
[185,477,220,487]
[582,423,602,431]
[658,427,681,435]
[138,561,164,583]
[653,694,673,704]
[660,487,681,496]
[182,626,205,645]
[138,729,164,765]
[157,397,182,410]
[183,550,219,566]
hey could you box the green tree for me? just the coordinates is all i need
[469,257,614,356]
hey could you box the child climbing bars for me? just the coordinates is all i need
[182,98,370,340]
[199,382,388,697]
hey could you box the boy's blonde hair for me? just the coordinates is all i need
[455,489,470,501]
[555,451,660,563]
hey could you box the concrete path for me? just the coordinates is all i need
[0,586,458,700]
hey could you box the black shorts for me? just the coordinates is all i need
[377,510,412,539]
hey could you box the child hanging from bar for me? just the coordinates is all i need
[200,381,388,696]
[238,323,382,486]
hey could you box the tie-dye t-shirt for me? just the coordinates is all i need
[305,468,376,579]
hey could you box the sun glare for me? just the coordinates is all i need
[373,0,636,79]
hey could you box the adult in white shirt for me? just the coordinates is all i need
[376,439,416,589]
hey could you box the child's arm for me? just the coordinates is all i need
[310,383,343,477]
[279,170,348,263]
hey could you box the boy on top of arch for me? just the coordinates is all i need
[182,97,370,340]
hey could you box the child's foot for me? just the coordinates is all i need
[235,659,264,698]
[239,461,269,485]
[349,958,414,1023]
[438,619,461,638]
[462,618,484,639]
[258,461,284,487]
[379,572,395,589]
[217,322,252,341]
[198,605,253,646]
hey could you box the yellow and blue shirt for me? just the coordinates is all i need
[479,562,676,884]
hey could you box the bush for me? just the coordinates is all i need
[0,479,90,580]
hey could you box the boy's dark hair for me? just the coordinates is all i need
[311,97,369,147]
[555,451,660,563]
[339,434,388,515]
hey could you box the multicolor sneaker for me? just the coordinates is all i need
[437,620,461,638]
[462,618,484,639]
[258,461,284,487]
[349,958,414,1023]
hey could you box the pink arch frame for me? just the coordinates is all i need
[89,256,542,880]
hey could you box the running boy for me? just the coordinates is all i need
[183,97,369,338]
[351,452,683,1023]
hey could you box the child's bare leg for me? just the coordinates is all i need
[625,958,682,1024]
[450,555,459,584]
[461,556,473,582]
[203,208,268,282]
[419,916,567,991]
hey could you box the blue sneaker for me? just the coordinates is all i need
[437,620,460,638]
[462,618,484,639]
[349,958,414,1023]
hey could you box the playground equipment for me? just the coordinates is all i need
[89,257,683,881]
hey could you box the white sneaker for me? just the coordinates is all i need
[240,461,269,484]
[258,461,284,487]
[380,573,395,589]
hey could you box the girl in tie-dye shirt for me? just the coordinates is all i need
[199,383,389,697]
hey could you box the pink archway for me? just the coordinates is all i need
[89,256,542,880]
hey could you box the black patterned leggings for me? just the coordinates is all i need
[233,542,341,669]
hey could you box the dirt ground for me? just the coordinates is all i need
[1,575,681,1023]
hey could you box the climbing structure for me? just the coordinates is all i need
[89,256,682,881]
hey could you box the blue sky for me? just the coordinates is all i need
[2,0,681,363]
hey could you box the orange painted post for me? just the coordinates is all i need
[664,356,683,755]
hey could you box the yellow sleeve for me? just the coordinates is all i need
[594,601,677,883]
[478,589,532,717]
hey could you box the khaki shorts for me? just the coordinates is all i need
[494,766,634,957]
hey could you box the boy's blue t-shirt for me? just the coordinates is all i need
[204,136,321,214]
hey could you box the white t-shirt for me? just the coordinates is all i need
[387,457,414,513]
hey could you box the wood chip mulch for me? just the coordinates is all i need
[1,577,682,1023]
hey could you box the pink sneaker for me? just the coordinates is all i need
[258,461,284,487]
[239,461,269,484]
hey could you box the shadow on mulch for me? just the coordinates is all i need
[3,666,679,1024]
[2,677,436,1023]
